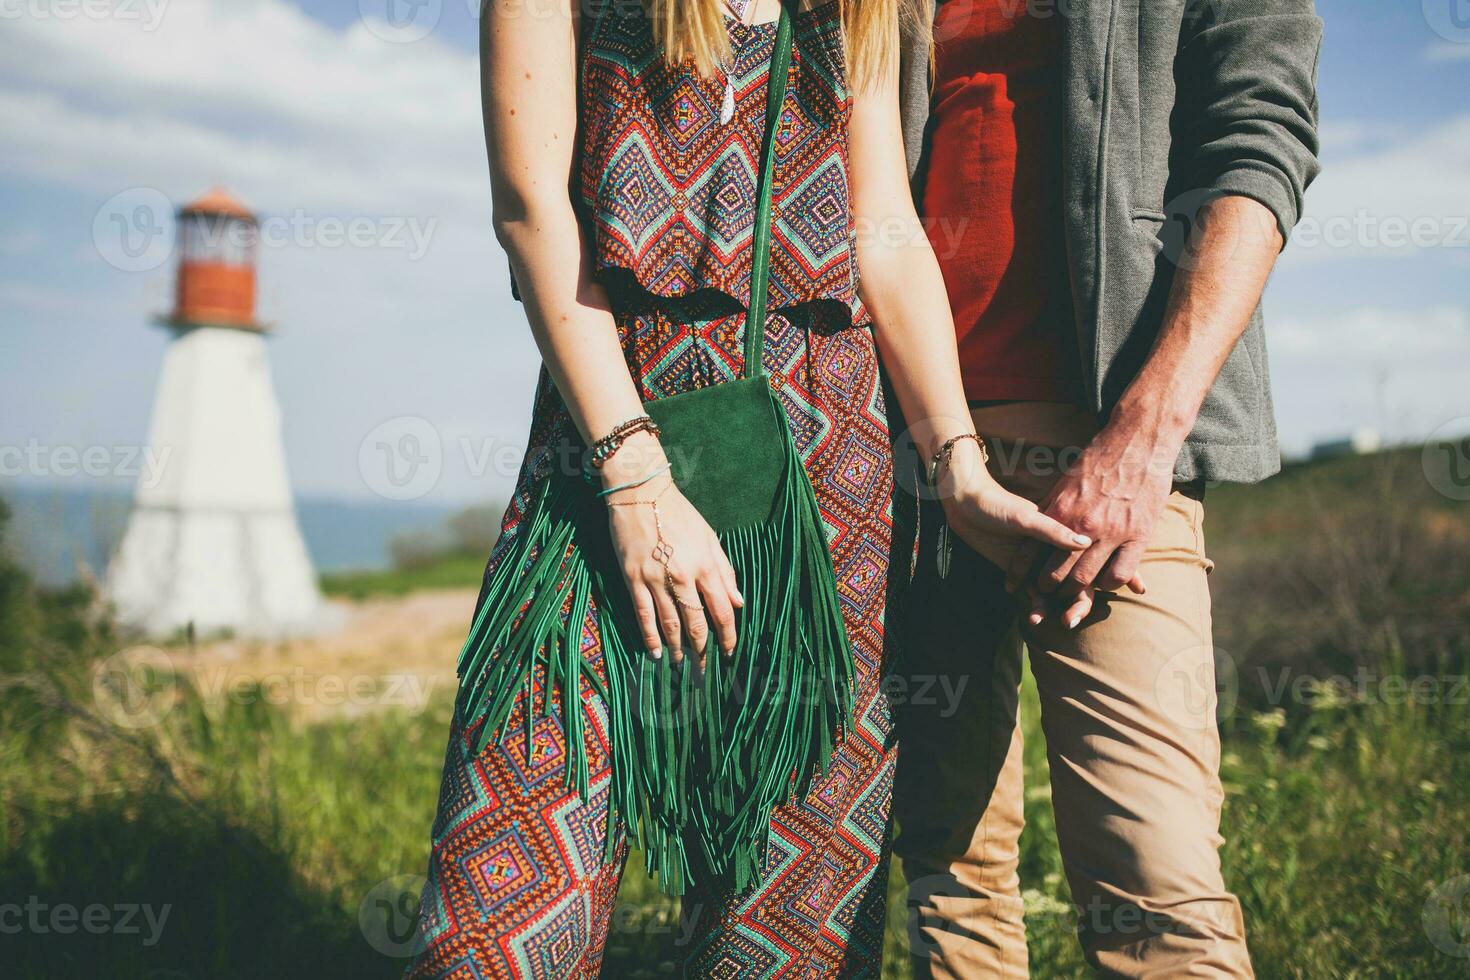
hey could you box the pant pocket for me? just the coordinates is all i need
[1188,495,1215,574]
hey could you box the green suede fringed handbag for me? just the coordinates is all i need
[453,4,852,897]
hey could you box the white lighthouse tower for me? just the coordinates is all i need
[108,188,329,638]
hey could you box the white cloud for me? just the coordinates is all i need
[1317,119,1400,156]
[0,229,42,257]
[0,0,484,215]
[1425,41,1470,62]
[1267,305,1470,454]
[1288,115,1470,265]
[1271,306,1470,360]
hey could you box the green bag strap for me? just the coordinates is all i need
[743,3,795,380]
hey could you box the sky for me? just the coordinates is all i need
[2,0,1469,508]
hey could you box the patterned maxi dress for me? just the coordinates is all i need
[408,4,896,976]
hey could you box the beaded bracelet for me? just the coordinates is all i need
[585,415,661,476]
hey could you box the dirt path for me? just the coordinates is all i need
[179,588,477,722]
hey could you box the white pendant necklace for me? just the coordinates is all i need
[721,0,755,124]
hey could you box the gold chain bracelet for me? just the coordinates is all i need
[928,432,989,489]
[607,481,702,610]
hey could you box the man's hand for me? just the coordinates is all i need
[1007,194,1284,629]
[1006,414,1179,619]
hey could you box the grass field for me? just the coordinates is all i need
[3,447,1469,978]
[320,553,488,601]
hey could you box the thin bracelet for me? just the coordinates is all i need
[928,432,989,487]
[597,462,672,499]
[604,478,674,510]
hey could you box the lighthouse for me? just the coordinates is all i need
[107,188,329,639]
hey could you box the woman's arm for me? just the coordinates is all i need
[482,0,741,663]
[482,0,639,444]
[846,40,1092,564]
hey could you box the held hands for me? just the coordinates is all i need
[1004,422,1177,629]
[937,437,1095,577]
[601,432,743,667]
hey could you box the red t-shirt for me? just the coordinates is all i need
[922,0,1079,402]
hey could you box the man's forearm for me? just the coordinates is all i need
[1106,195,1285,460]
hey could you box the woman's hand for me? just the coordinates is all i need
[603,434,744,666]
[937,440,1093,570]
[936,439,1100,630]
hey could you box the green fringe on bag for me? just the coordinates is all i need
[453,392,851,893]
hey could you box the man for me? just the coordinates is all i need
[893,0,1322,976]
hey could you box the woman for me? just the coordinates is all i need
[406,0,1089,975]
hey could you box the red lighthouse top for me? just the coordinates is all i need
[163,187,266,332]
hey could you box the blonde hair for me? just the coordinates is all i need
[644,0,930,91]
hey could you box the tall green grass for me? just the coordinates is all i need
[4,668,1465,978]
[880,665,1470,978]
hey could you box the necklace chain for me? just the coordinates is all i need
[719,0,758,125]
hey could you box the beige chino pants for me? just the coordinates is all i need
[894,403,1252,978]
